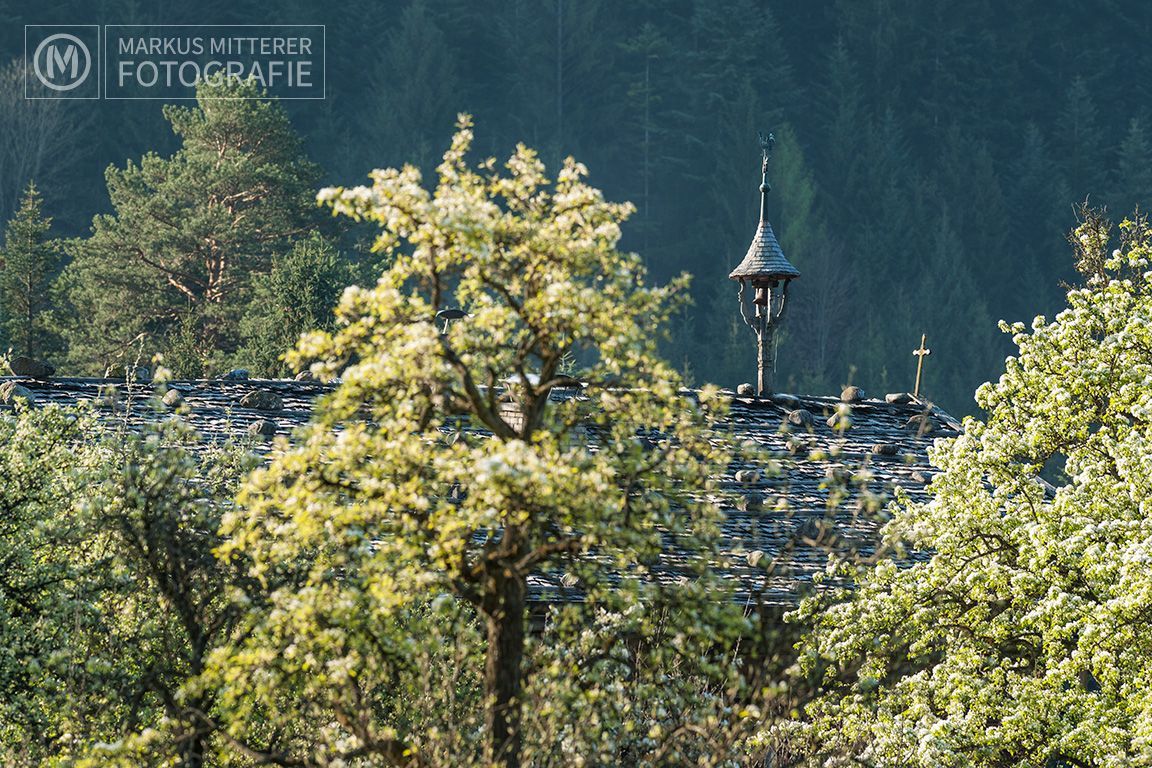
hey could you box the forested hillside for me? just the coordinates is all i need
[3,0,1151,412]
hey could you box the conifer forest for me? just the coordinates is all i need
[4,0,1148,412]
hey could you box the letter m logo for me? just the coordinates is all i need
[26,27,97,97]
[46,42,78,79]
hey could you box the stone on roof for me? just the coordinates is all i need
[7,356,54,379]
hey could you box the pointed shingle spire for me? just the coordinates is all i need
[730,130,799,397]
[729,131,800,282]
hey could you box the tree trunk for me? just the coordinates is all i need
[182,732,205,768]
[483,568,528,768]
[23,273,34,358]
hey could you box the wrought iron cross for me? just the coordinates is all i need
[912,334,931,398]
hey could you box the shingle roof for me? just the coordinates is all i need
[729,218,800,281]
[3,376,330,442]
[530,391,956,606]
[2,376,958,607]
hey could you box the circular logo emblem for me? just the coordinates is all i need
[32,33,91,91]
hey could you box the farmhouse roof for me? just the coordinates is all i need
[2,376,959,607]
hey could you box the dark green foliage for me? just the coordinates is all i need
[237,233,358,377]
[0,403,257,766]
[362,0,461,170]
[1058,77,1107,198]
[59,79,322,377]
[0,183,63,359]
[1114,117,1152,215]
[0,405,92,759]
[12,0,1152,412]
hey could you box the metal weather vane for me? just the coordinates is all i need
[758,130,775,187]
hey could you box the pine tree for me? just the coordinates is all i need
[815,38,867,223]
[688,0,799,120]
[857,111,914,281]
[697,78,764,273]
[771,125,854,392]
[686,0,799,261]
[618,22,673,257]
[837,108,920,400]
[1009,123,1074,308]
[488,0,620,164]
[59,79,321,376]
[0,182,62,360]
[236,234,358,377]
[913,208,999,409]
[362,0,461,170]
[1114,116,1152,215]
[1058,76,1107,198]
[934,129,1013,314]
[773,126,821,266]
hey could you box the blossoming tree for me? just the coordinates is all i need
[211,118,753,767]
[771,211,1152,767]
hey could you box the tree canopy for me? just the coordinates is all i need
[771,211,1152,767]
[6,0,1148,411]
[235,232,361,378]
[0,396,256,768]
[209,117,755,767]
[0,182,62,359]
[58,79,322,376]
[4,1,1152,763]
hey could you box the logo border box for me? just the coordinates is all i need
[103,24,326,101]
[25,24,102,100]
